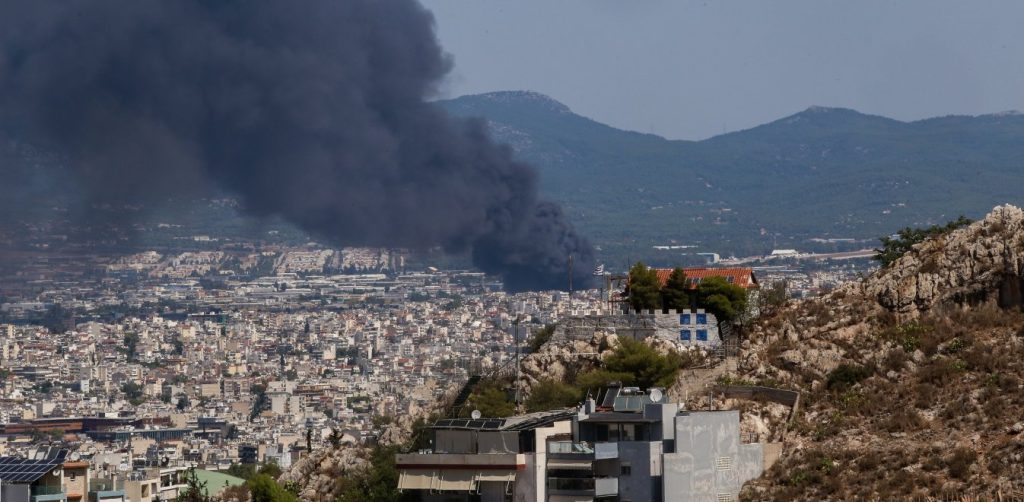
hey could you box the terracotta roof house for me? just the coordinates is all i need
[653,268,758,290]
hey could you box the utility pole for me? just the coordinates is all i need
[513,316,521,406]
[567,254,574,314]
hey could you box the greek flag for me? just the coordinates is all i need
[593,264,605,275]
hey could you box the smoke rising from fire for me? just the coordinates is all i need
[0,0,594,291]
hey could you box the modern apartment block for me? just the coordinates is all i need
[395,410,575,501]
[396,385,776,502]
[0,448,126,502]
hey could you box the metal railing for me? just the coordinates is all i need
[90,479,119,492]
[548,440,594,454]
[30,484,64,496]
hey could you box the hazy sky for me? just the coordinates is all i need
[422,1,1024,140]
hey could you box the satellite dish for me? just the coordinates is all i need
[649,389,664,403]
[70,452,81,461]
[118,463,130,472]
[470,410,482,420]
[52,468,62,476]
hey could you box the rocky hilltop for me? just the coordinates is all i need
[868,205,1024,314]
[739,205,1024,499]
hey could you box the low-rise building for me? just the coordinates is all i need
[396,410,574,502]
[397,385,778,502]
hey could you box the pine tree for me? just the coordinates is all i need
[661,267,690,311]
[627,262,661,312]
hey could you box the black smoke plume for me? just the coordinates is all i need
[0,0,594,292]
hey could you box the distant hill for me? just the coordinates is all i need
[439,91,1024,263]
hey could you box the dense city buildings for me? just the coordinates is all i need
[0,241,870,501]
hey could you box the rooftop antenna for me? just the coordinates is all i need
[649,388,664,403]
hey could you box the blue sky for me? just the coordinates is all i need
[422,0,1024,139]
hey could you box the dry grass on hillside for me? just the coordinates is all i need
[741,302,1024,499]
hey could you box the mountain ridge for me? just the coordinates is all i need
[439,91,1024,262]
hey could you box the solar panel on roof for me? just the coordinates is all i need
[0,449,68,483]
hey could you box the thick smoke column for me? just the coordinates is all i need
[0,0,594,291]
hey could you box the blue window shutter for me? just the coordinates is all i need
[680,329,691,341]
[697,313,707,324]
[681,314,691,325]
[697,329,708,341]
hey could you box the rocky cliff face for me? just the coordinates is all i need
[518,330,615,391]
[279,446,368,500]
[738,205,1024,499]
[278,381,441,500]
[518,324,710,398]
[868,204,1024,315]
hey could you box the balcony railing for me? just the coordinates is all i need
[547,476,618,497]
[595,477,619,497]
[30,485,64,496]
[548,477,594,492]
[547,440,618,460]
[90,479,118,492]
[548,440,594,455]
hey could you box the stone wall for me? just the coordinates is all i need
[553,309,722,348]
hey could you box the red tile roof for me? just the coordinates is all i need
[653,267,758,289]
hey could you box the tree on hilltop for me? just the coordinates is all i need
[660,267,690,311]
[627,262,661,312]
[874,215,972,267]
[694,277,748,324]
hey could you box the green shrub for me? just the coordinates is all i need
[525,379,580,412]
[946,448,977,480]
[574,369,635,394]
[603,338,681,389]
[826,364,872,391]
[463,382,514,418]
[874,216,972,267]
[627,262,661,312]
[527,324,556,352]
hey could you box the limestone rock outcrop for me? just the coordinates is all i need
[278,444,368,500]
[737,204,1024,498]
[519,330,617,390]
[867,204,1024,315]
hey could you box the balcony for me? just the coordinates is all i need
[547,440,618,460]
[30,484,66,502]
[90,479,118,491]
[595,477,618,497]
[595,442,619,460]
[547,476,618,498]
[394,452,524,469]
[548,476,593,494]
[548,440,593,455]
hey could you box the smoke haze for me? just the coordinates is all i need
[0,0,594,291]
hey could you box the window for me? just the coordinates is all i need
[697,329,708,341]
[679,329,691,341]
[715,456,733,471]
[620,463,632,476]
[680,313,691,325]
[696,313,707,324]
[726,276,735,283]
